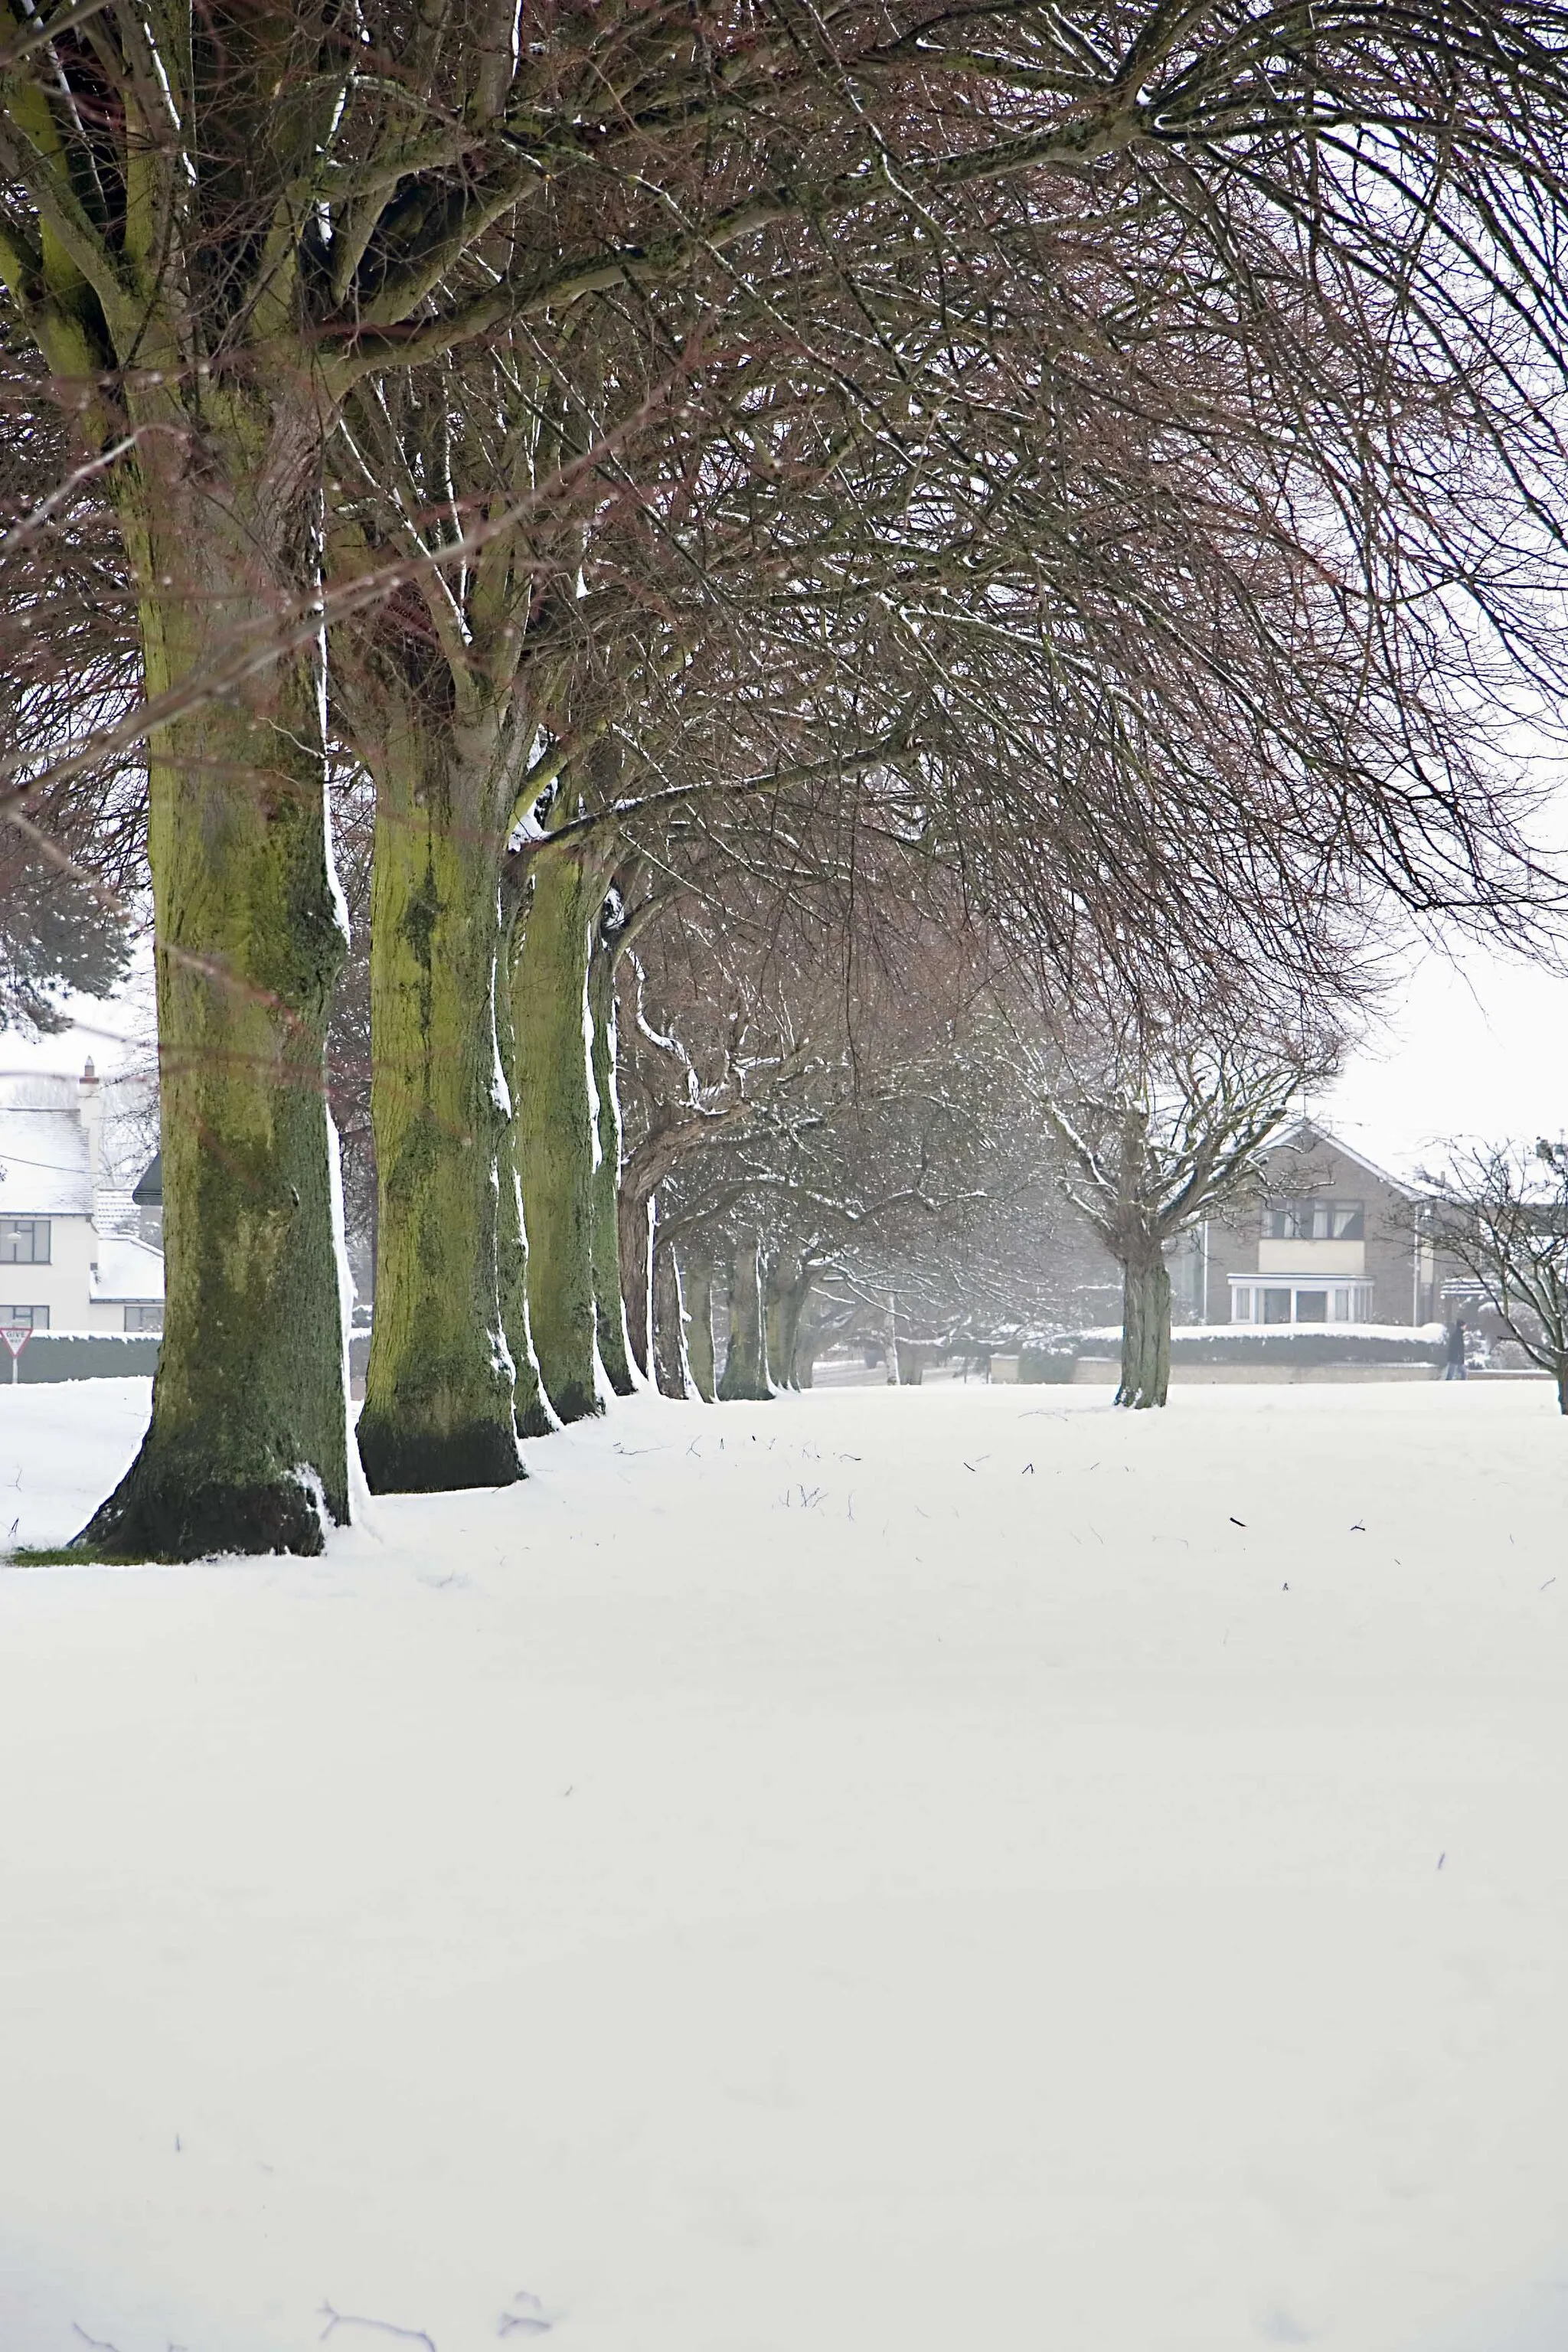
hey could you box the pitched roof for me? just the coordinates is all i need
[1267,1118,1419,1200]
[0,1105,93,1216]
[89,1233,164,1303]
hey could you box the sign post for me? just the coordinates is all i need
[1,1327,32,1385]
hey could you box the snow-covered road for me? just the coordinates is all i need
[1,1377,1564,2352]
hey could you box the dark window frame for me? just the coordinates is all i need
[0,1217,51,1265]
[1261,1198,1365,1243]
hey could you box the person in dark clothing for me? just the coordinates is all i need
[1444,1317,1468,1380]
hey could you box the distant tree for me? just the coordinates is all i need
[1041,1027,1339,1409]
[0,842,129,1031]
[1423,1142,1568,1412]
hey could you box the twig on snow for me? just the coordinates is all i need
[318,2305,436,2351]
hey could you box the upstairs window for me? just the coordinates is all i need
[0,1218,50,1264]
[1261,1199,1364,1242]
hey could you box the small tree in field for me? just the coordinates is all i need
[1042,1031,1337,1410]
[1423,1143,1568,1412]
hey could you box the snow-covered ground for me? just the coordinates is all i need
[2,1377,1566,2352]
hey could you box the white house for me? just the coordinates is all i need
[0,1063,163,1334]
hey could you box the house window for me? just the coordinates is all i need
[0,1305,49,1331]
[124,1302,163,1333]
[1230,1280,1374,1325]
[0,1218,50,1264]
[1261,1199,1365,1240]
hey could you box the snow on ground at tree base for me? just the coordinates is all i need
[1,1382,1566,2352]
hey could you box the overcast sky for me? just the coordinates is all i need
[1321,938,1568,1176]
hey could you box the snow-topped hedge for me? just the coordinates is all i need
[1065,1323,1445,1369]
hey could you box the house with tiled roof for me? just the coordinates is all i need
[1187,1119,1436,1327]
[0,1062,163,1334]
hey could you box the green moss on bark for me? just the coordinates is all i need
[718,1243,771,1402]
[512,854,603,1424]
[588,914,635,1395]
[355,714,520,1493]
[1116,1255,1171,1409]
[684,1255,717,1401]
[79,543,349,1560]
[493,910,556,1440]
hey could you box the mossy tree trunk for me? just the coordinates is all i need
[513,851,604,1423]
[354,712,519,1491]
[652,1234,691,1397]
[80,456,349,1560]
[718,1243,771,1401]
[493,897,555,1440]
[620,1182,655,1382]
[589,908,635,1395]
[1117,1247,1172,1409]
[684,1255,717,1401]
[764,1256,813,1392]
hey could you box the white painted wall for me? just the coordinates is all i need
[0,1217,157,1331]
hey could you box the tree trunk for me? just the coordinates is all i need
[1557,1357,1568,1416]
[765,1258,812,1391]
[1117,1252,1172,1409]
[684,1254,717,1401]
[588,914,635,1395]
[620,1184,654,1383]
[355,717,518,1491]
[80,483,348,1560]
[493,894,554,1440]
[652,1233,691,1398]
[512,854,603,1423]
[884,1293,901,1386]
[718,1243,771,1401]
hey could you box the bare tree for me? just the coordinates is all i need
[1423,1142,1568,1411]
[1042,1025,1339,1407]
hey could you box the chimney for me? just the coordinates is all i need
[78,1055,104,1190]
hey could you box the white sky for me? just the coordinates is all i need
[1320,938,1568,1177]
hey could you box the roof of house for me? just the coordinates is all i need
[1268,1118,1419,1200]
[93,1186,139,1237]
[0,1105,93,1216]
[89,1233,165,1303]
[132,1152,162,1206]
